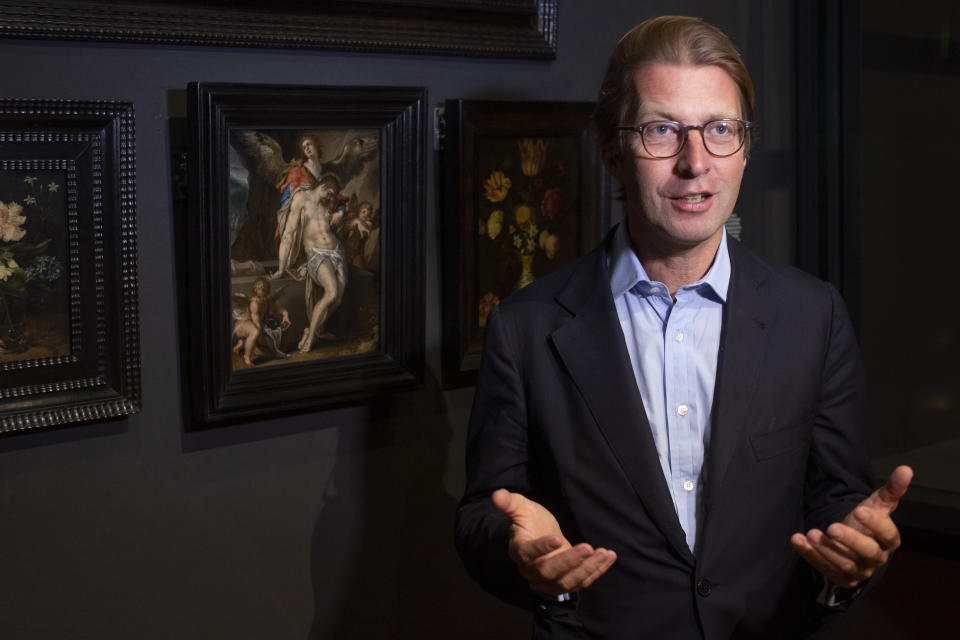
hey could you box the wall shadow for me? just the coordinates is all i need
[308,369,529,639]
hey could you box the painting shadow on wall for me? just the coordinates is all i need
[307,368,530,639]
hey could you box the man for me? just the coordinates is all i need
[455,15,912,639]
[271,174,347,353]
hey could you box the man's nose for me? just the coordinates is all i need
[676,129,710,176]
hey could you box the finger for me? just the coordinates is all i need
[572,549,618,591]
[530,548,617,595]
[807,529,874,584]
[846,506,902,551]
[552,548,615,592]
[532,543,596,582]
[825,522,885,567]
[791,533,861,588]
[511,534,564,565]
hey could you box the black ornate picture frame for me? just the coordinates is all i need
[0,99,141,434]
[184,83,425,429]
[0,1,558,59]
[440,100,611,388]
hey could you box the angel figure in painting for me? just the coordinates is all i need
[271,174,347,353]
[229,130,378,262]
[342,200,379,271]
[232,277,291,366]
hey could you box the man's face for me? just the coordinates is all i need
[359,206,371,221]
[604,63,746,255]
[317,182,335,201]
[301,139,317,159]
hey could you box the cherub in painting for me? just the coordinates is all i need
[232,277,291,366]
[342,199,379,271]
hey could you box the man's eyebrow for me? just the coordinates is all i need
[634,110,743,123]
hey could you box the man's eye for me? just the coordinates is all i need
[710,123,732,136]
[649,124,674,136]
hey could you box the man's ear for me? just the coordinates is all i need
[601,148,623,182]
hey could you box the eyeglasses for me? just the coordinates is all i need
[616,119,752,158]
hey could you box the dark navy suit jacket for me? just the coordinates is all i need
[456,229,874,639]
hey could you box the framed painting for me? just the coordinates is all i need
[0,1,558,59]
[184,83,424,429]
[440,100,611,388]
[0,99,141,435]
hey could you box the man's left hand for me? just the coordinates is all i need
[791,465,913,588]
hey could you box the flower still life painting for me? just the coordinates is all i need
[227,128,380,370]
[439,100,608,388]
[0,171,69,362]
[475,135,580,328]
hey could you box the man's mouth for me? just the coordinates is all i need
[676,193,710,203]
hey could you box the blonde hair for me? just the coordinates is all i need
[298,133,323,158]
[593,16,755,155]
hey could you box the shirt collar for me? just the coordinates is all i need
[609,222,731,302]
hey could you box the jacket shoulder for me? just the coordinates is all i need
[728,238,839,305]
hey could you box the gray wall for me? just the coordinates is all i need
[0,2,798,637]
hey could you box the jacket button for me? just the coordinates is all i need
[696,580,712,597]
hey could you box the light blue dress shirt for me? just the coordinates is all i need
[609,223,730,552]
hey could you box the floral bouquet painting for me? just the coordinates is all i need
[0,172,69,361]
[475,135,580,328]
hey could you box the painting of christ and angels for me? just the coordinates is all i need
[185,83,425,428]
[227,128,381,370]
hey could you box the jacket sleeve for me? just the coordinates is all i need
[454,305,540,610]
[804,282,874,534]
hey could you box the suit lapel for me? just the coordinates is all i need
[549,239,695,565]
[702,240,773,516]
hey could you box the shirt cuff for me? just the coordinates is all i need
[816,576,864,610]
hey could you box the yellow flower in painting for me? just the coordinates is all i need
[518,138,548,177]
[487,210,503,240]
[544,233,559,259]
[483,170,511,202]
[0,258,19,281]
[0,201,27,242]
[47,182,59,192]
[478,292,500,328]
[514,204,533,231]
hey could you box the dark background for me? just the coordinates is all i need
[0,0,954,637]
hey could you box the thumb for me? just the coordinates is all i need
[873,465,913,511]
[492,488,528,520]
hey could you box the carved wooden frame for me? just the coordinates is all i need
[0,1,559,59]
[0,99,141,435]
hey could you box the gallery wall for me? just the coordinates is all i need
[0,1,803,638]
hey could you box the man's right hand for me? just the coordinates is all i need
[492,489,617,596]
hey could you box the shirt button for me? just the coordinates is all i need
[677,404,688,417]
[674,331,684,342]
[683,480,694,491]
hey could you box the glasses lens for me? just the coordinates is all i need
[702,120,745,156]
[641,122,682,157]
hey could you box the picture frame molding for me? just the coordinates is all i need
[0,99,141,435]
[0,0,559,59]
[184,82,425,429]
